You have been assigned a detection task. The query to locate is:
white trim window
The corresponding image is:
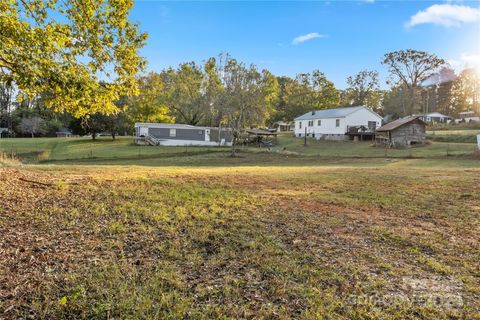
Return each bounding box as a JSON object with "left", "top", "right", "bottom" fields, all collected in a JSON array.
[
  {"left": 308, "top": 120, "right": 313, "bottom": 127},
  {"left": 317, "top": 120, "right": 321, "bottom": 126},
  {"left": 299, "top": 122, "right": 302, "bottom": 129},
  {"left": 169, "top": 128, "right": 176, "bottom": 137},
  {"left": 335, "top": 119, "right": 340, "bottom": 127}
]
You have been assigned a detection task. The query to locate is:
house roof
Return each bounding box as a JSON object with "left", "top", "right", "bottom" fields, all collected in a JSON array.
[
  {"left": 135, "top": 123, "right": 210, "bottom": 130},
  {"left": 430, "top": 112, "right": 450, "bottom": 118},
  {"left": 246, "top": 129, "right": 277, "bottom": 136},
  {"left": 458, "top": 111, "right": 479, "bottom": 118},
  {"left": 135, "top": 123, "right": 232, "bottom": 131},
  {"left": 376, "top": 116, "right": 425, "bottom": 132},
  {"left": 294, "top": 106, "right": 379, "bottom": 121},
  {"left": 415, "top": 112, "right": 451, "bottom": 118}
]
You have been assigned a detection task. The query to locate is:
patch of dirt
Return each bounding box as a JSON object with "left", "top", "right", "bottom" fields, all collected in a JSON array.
[{"left": 0, "top": 169, "right": 106, "bottom": 314}]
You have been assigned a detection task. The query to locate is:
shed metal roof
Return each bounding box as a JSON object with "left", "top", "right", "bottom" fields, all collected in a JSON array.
[
  {"left": 376, "top": 116, "right": 425, "bottom": 132},
  {"left": 294, "top": 106, "right": 374, "bottom": 121}
]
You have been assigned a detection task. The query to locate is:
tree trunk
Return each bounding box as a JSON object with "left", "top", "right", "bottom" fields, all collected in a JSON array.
[
  {"left": 31, "top": 132, "right": 34, "bottom": 138},
  {"left": 92, "top": 131, "right": 96, "bottom": 140},
  {"left": 230, "top": 138, "right": 237, "bottom": 157},
  {"left": 230, "top": 131, "right": 238, "bottom": 157},
  {"left": 111, "top": 132, "right": 116, "bottom": 140}
]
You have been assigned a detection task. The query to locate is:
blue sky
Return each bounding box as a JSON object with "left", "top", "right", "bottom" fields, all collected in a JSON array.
[{"left": 131, "top": 1, "right": 480, "bottom": 89}]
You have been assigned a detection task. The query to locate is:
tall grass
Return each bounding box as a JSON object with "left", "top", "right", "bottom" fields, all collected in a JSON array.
[{"left": 0, "top": 151, "right": 19, "bottom": 166}]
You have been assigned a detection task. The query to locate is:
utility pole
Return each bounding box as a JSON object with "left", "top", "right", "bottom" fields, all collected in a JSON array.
[{"left": 304, "top": 127, "right": 307, "bottom": 146}]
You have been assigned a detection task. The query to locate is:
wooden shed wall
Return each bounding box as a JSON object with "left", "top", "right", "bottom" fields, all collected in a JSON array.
[{"left": 390, "top": 122, "right": 426, "bottom": 147}]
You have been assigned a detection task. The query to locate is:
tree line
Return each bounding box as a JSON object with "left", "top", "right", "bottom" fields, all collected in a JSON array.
[
  {"left": 1, "top": 2, "right": 479, "bottom": 140},
  {"left": 1, "top": 50, "right": 478, "bottom": 139}
]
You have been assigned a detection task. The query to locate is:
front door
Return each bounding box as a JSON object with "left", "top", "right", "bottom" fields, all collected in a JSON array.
[
  {"left": 139, "top": 126, "right": 148, "bottom": 137},
  {"left": 205, "top": 129, "right": 210, "bottom": 141}
]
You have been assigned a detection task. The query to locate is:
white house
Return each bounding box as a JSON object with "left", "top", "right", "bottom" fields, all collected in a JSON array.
[
  {"left": 455, "top": 111, "right": 480, "bottom": 123},
  {"left": 416, "top": 112, "right": 451, "bottom": 123},
  {"left": 294, "top": 106, "right": 383, "bottom": 140}
]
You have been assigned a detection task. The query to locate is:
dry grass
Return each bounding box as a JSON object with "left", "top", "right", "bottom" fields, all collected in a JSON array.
[
  {"left": 0, "top": 165, "right": 479, "bottom": 319},
  {"left": 0, "top": 152, "right": 19, "bottom": 167}
]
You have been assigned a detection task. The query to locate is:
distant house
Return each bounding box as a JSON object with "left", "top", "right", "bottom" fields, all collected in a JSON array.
[
  {"left": 272, "top": 121, "right": 293, "bottom": 132},
  {"left": 56, "top": 128, "right": 72, "bottom": 138},
  {"left": 134, "top": 123, "right": 233, "bottom": 146},
  {"left": 375, "top": 116, "right": 426, "bottom": 148},
  {"left": 416, "top": 112, "right": 451, "bottom": 123},
  {"left": 294, "top": 106, "right": 383, "bottom": 140},
  {"left": 455, "top": 111, "right": 480, "bottom": 123},
  {"left": 0, "top": 128, "right": 8, "bottom": 138}
]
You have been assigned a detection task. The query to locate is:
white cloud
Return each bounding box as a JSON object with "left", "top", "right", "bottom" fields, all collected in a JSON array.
[
  {"left": 448, "top": 53, "right": 480, "bottom": 71},
  {"left": 460, "top": 53, "right": 480, "bottom": 68},
  {"left": 406, "top": 4, "right": 480, "bottom": 28},
  {"left": 292, "top": 32, "right": 325, "bottom": 45}
]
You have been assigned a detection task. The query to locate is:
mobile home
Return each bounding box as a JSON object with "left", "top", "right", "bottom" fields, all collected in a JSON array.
[{"left": 134, "top": 123, "right": 233, "bottom": 146}]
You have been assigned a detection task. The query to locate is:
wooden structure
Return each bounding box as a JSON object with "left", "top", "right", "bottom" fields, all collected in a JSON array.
[
  {"left": 245, "top": 129, "right": 278, "bottom": 147},
  {"left": 346, "top": 125, "right": 376, "bottom": 141},
  {"left": 375, "top": 117, "right": 426, "bottom": 148}
]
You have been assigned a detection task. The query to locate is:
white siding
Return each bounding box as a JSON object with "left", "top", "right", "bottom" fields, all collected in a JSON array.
[
  {"left": 344, "top": 108, "right": 382, "bottom": 129},
  {"left": 294, "top": 107, "right": 382, "bottom": 139}
]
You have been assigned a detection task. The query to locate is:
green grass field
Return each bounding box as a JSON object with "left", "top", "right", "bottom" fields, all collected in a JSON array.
[
  {"left": 427, "top": 130, "right": 479, "bottom": 143},
  {"left": 0, "top": 133, "right": 478, "bottom": 165},
  {"left": 1, "top": 135, "right": 479, "bottom": 319}
]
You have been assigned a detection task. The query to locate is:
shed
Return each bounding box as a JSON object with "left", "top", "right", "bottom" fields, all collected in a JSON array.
[
  {"left": 375, "top": 117, "right": 426, "bottom": 148},
  {"left": 56, "top": 128, "right": 72, "bottom": 138}
]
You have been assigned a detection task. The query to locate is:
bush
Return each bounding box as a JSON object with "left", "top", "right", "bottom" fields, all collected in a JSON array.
[{"left": 428, "top": 122, "right": 480, "bottom": 131}]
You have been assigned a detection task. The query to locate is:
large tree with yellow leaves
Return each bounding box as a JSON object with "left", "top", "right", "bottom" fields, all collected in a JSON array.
[{"left": 0, "top": 0, "right": 147, "bottom": 117}]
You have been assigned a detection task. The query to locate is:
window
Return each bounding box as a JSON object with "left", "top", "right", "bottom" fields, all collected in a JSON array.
[
  {"left": 318, "top": 120, "right": 321, "bottom": 126},
  {"left": 169, "top": 128, "right": 176, "bottom": 137},
  {"left": 308, "top": 120, "right": 313, "bottom": 127},
  {"left": 198, "top": 130, "right": 204, "bottom": 135},
  {"left": 368, "top": 121, "right": 377, "bottom": 131},
  {"left": 298, "top": 133, "right": 302, "bottom": 137},
  {"left": 336, "top": 119, "right": 340, "bottom": 127},
  {"left": 299, "top": 122, "right": 302, "bottom": 129}
]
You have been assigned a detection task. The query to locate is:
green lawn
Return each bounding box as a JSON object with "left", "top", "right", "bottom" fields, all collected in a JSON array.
[
  {"left": 1, "top": 164, "right": 479, "bottom": 319},
  {"left": 0, "top": 137, "right": 229, "bottom": 163},
  {"left": 1, "top": 134, "right": 479, "bottom": 319},
  {"left": 0, "top": 135, "right": 478, "bottom": 166},
  {"left": 427, "top": 130, "right": 479, "bottom": 143}
]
